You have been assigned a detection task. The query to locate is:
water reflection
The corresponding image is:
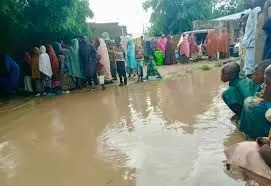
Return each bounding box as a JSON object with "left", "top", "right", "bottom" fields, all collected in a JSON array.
[{"left": 0, "top": 70, "right": 264, "bottom": 186}]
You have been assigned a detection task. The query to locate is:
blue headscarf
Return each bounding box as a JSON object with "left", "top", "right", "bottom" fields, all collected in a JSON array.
[
  {"left": 146, "top": 41, "right": 156, "bottom": 59},
  {"left": 127, "top": 38, "right": 137, "bottom": 69}
]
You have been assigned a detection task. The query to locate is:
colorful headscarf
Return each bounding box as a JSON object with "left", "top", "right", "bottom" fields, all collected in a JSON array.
[
  {"left": 47, "top": 45, "right": 59, "bottom": 80},
  {"left": 69, "top": 38, "right": 84, "bottom": 78},
  {"left": 157, "top": 35, "right": 167, "bottom": 53},
  {"left": 180, "top": 34, "right": 190, "bottom": 57},
  {"left": 96, "top": 38, "right": 112, "bottom": 80},
  {"left": 30, "top": 47, "right": 40, "bottom": 79},
  {"left": 127, "top": 38, "right": 137, "bottom": 69}
]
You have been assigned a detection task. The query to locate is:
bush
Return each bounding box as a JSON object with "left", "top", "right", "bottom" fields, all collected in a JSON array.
[
  {"left": 214, "top": 62, "right": 223, "bottom": 68},
  {"left": 200, "top": 64, "right": 212, "bottom": 71}
]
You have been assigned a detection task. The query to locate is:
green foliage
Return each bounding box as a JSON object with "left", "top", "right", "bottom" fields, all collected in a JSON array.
[
  {"left": 144, "top": 0, "right": 266, "bottom": 36},
  {"left": 213, "top": 62, "right": 223, "bottom": 68},
  {"left": 200, "top": 64, "right": 212, "bottom": 71},
  {"left": 244, "top": 0, "right": 266, "bottom": 9},
  {"left": 212, "top": 0, "right": 245, "bottom": 18},
  {"left": 0, "top": 0, "right": 93, "bottom": 55},
  {"left": 143, "top": 0, "right": 214, "bottom": 36},
  {"left": 212, "top": 0, "right": 266, "bottom": 18}
]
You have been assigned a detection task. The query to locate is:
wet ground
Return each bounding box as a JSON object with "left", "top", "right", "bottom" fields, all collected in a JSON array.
[{"left": 0, "top": 68, "right": 267, "bottom": 186}]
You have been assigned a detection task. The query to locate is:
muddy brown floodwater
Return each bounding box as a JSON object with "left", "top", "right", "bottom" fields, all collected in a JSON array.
[{"left": 0, "top": 70, "right": 266, "bottom": 186}]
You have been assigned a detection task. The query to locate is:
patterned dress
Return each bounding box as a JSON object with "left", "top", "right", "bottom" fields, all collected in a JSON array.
[{"left": 240, "top": 95, "right": 271, "bottom": 139}]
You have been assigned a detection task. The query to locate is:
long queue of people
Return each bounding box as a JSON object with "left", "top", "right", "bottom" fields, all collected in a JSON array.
[{"left": 0, "top": 35, "right": 163, "bottom": 98}]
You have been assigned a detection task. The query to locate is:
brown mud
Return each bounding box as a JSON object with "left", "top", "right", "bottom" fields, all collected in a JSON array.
[{"left": 0, "top": 67, "right": 267, "bottom": 186}]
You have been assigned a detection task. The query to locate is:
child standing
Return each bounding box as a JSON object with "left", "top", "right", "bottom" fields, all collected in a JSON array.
[
  {"left": 108, "top": 41, "right": 118, "bottom": 80},
  {"left": 115, "top": 37, "right": 127, "bottom": 86},
  {"left": 135, "top": 43, "right": 144, "bottom": 82}
]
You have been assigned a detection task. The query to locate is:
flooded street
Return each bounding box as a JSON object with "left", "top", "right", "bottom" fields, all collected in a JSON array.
[{"left": 0, "top": 69, "right": 258, "bottom": 186}]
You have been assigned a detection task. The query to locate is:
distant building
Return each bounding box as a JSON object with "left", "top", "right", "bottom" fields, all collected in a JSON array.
[
  {"left": 193, "top": 9, "right": 251, "bottom": 44},
  {"left": 89, "top": 22, "right": 128, "bottom": 39}
]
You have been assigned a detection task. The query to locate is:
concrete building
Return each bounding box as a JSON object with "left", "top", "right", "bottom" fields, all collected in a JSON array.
[
  {"left": 193, "top": 9, "right": 251, "bottom": 44},
  {"left": 89, "top": 22, "right": 128, "bottom": 39}
]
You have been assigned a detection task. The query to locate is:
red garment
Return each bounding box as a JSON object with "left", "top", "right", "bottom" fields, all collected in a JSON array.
[
  {"left": 180, "top": 35, "right": 190, "bottom": 57},
  {"left": 188, "top": 34, "right": 198, "bottom": 55},
  {"left": 157, "top": 37, "right": 167, "bottom": 53},
  {"left": 218, "top": 31, "right": 229, "bottom": 54},
  {"left": 206, "top": 32, "right": 218, "bottom": 58},
  {"left": 47, "top": 45, "right": 60, "bottom": 81},
  {"left": 96, "top": 60, "right": 105, "bottom": 76},
  {"left": 24, "top": 52, "right": 31, "bottom": 64}
]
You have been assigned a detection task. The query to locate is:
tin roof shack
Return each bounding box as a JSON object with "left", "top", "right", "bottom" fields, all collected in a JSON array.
[
  {"left": 193, "top": 10, "right": 251, "bottom": 44},
  {"left": 89, "top": 22, "right": 128, "bottom": 39}
]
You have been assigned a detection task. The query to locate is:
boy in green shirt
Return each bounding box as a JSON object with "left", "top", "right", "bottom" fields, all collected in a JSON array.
[{"left": 221, "top": 62, "right": 260, "bottom": 116}]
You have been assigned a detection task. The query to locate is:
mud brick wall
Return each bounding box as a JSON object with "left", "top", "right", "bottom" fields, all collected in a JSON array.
[{"left": 193, "top": 19, "right": 240, "bottom": 44}]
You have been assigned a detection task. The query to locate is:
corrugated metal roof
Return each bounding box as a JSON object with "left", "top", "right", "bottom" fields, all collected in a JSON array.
[
  {"left": 212, "top": 9, "right": 251, "bottom": 21},
  {"left": 184, "top": 29, "right": 214, "bottom": 34}
]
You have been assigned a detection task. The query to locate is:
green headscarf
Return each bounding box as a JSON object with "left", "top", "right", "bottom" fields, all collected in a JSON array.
[{"left": 69, "top": 38, "right": 85, "bottom": 79}]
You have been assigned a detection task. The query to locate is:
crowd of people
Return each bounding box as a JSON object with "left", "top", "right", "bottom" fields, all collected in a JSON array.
[
  {"left": 221, "top": 61, "right": 271, "bottom": 139},
  {"left": 221, "top": 1, "right": 271, "bottom": 139},
  {"left": 0, "top": 18, "right": 233, "bottom": 98},
  {"left": 151, "top": 30, "right": 230, "bottom": 65},
  {"left": 0, "top": 34, "right": 163, "bottom": 97}
]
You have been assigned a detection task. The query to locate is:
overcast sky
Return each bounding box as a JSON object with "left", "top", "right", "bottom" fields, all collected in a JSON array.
[{"left": 89, "top": 0, "right": 151, "bottom": 35}]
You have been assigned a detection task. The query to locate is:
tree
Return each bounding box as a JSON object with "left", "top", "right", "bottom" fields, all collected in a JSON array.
[
  {"left": 143, "top": 0, "right": 214, "bottom": 36},
  {"left": 244, "top": 0, "right": 266, "bottom": 9},
  {"left": 0, "top": 0, "right": 93, "bottom": 55},
  {"left": 212, "top": 0, "right": 267, "bottom": 18},
  {"left": 144, "top": 0, "right": 266, "bottom": 36},
  {"left": 212, "top": 0, "right": 245, "bottom": 18}
]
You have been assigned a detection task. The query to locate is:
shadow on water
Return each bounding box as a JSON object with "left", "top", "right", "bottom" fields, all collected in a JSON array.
[{"left": 0, "top": 70, "right": 268, "bottom": 186}]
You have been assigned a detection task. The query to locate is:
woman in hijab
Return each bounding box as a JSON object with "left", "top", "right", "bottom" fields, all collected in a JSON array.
[
  {"left": 126, "top": 38, "right": 137, "bottom": 77},
  {"left": 47, "top": 45, "right": 60, "bottom": 92},
  {"left": 60, "top": 48, "right": 72, "bottom": 93},
  {"left": 206, "top": 31, "right": 218, "bottom": 61},
  {"left": 39, "top": 45, "right": 53, "bottom": 95},
  {"left": 21, "top": 52, "right": 33, "bottom": 95},
  {"left": 145, "top": 41, "right": 162, "bottom": 80},
  {"left": 79, "top": 37, "right": 97, "bottom": 89},
  {"left": 95, "top": 38, "right": 112, "bottom": 82},
  {"left": 218, "top": 29, "right": 229, "bottom": 59},
  {"left": 188, "top": 33, "right": 197, "bottom": 58},
  {"left": 164, "top": 36, "right": 176, "bottom": 65},
  {"left": 243, "top": 7, "right": 261, "bottom": 77},
  {"left": 179, "top": 33, "right": 190, "bottom": 63},
  {"left": 157, "top": 35, "right": 167, "bottom": 54},
  {"left": 30, "top": 47, "right": 42, "bottom": 96},
  {"left": 69, "top": 38, "right": 85, "bottom": 88},
  {"left": 0, "top": 54, "right": 20, "bottom": 96},
  {"left": 101, "top": 33, "right": 117, "bottom": 80}
]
